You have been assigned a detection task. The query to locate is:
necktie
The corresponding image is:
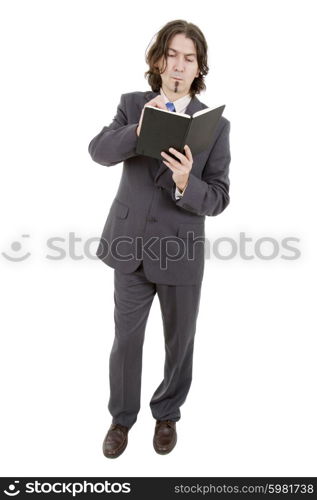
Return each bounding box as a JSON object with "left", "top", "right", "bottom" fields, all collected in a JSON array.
[{"left": 166, "top": 101, "right": 176, "bottom": 112}]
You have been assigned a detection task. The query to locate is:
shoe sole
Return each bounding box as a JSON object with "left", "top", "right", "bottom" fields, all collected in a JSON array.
[
  {"left": 102, "top": 436, "right": 128, "bottom": 459},
  {"left": 153, "top": 434, "right": 177, "bottom": 455}
]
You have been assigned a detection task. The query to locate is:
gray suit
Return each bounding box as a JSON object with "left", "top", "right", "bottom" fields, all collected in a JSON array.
[
  {"left": 88, "top": 90, "right": 231, "bottom": 428},
  {"left": 89, "top": 90, "right": 231, "bottom": 286}
]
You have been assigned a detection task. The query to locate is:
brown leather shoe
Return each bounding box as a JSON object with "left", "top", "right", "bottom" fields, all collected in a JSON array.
[
  {"left": 102, "top": 423, "right": 129, "bottom": 458},
  {"left": 153, "top": 420, "right": 177, "bottom": 454}
]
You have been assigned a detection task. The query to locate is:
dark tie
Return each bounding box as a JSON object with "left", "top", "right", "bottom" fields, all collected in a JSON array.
[{"left": 166, "top": 101, "right": 176, "bottom": 112}]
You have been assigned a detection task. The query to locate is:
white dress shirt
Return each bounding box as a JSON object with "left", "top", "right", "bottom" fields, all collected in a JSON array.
[{"left": 159, "top": 88, "right": 191, "bottom": 199}]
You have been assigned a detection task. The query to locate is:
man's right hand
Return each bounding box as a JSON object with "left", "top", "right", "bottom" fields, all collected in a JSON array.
[{"left": 136, "top": 95, "right": 167, "bottom": 136}]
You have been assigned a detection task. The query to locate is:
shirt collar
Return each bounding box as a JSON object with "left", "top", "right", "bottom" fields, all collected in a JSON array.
[{"left": 160, "top": 87, "right": 191, "bottom": 113}]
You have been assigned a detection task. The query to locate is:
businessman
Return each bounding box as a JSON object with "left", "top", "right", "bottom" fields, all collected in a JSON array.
[{"left": 88, "top": 19, "right": 231, "bottom": 458}]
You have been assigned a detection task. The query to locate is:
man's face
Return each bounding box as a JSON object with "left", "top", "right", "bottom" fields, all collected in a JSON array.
[{"left": 156, "top": 33, "right": 200, "bottom": 99}]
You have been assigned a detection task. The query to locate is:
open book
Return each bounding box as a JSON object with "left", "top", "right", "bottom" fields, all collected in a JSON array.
[{"left": 135, "top": 104, "right": 225, "bottom": 161}]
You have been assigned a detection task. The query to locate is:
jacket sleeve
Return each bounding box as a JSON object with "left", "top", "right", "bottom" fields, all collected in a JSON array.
[
  {"left": 172, "top": 120, "right": 231, "bottom": 216},
  {"left": 88, "top": 93, "right": 139, "bottom": 166}
]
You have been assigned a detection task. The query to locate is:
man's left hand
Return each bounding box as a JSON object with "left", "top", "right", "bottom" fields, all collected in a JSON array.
[{"left": 161, "top": 144, "right": 193, "bottom": 191}]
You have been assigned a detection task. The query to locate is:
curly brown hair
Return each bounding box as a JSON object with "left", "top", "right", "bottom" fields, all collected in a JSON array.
[{"left": 144, "top": 20, "right": 209, "bottom": 98}]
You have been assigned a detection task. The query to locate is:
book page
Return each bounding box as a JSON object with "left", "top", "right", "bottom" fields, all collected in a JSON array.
[
  {"left": 193, "top": 106, "right": 224, "bottom": 118},
  {"left": 145, "top": 105, "right": 190, "bottom": 119}
]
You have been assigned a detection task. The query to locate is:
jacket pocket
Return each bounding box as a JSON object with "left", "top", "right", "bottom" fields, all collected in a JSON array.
[
  {"left": 114, "top": 198, "right": 129, "bottom": 219},
  {"left": 177, "top": 222, "right": 205, "bottom": 239}
]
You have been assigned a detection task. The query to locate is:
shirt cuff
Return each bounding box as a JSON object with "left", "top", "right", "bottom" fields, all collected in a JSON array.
[
  {"left": 175, "top": 186, "right": 183, "bottom": 199},
  {"left": 175, "top": 181, "right": 189, "bottom": 199}
]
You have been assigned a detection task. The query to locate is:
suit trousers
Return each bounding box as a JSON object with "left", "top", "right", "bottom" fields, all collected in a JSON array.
[{"left": 108, "top": 260, "right": 202, "bottom": 429}]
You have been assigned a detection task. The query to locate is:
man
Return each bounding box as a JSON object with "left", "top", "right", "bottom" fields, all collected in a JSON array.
[{"left": 88, "top": 19, "right": 231, "bottom": 458}]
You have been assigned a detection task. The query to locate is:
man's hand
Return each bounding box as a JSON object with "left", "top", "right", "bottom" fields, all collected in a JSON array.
[
  {"left": 136, "top": 96, "right": 167, "bottom": 136},
  {"left": 161, "top": 145, "right": 193, "bottom": 191}
]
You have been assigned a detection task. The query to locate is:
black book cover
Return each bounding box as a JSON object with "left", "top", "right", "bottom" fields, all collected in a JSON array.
[{"left": 136, "top": 104, "right": 225, "bottom": 161}]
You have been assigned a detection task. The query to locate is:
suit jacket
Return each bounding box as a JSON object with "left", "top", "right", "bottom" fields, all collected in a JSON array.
[{"left": 88, "top": 90, "right": 231, "bottom": 285}]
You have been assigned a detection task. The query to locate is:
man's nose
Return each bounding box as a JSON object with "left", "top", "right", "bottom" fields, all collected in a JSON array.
[{"left": 174, "top": 57, "right": 185, "bottom": 71}]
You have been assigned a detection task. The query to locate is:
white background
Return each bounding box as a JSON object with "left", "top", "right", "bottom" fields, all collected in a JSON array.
[{"left": 1, "top": 0, "right": 316, "bottom": 477}]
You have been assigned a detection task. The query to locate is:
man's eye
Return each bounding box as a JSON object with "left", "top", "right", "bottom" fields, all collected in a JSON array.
[{"left": 168, "top": 54, "right": 194, "bottom": 62}]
